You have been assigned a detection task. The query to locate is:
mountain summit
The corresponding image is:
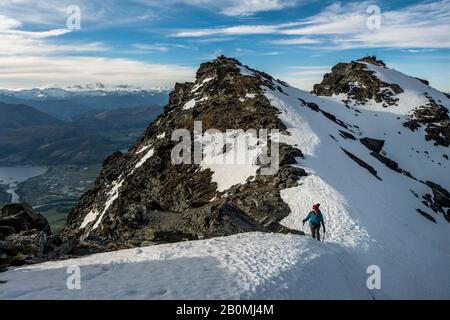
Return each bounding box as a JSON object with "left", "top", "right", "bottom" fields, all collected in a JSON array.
[{"left": 62, "top": 56, "right": 306, "bottom": 247}]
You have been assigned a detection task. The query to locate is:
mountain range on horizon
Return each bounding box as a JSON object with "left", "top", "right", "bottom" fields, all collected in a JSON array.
[
  {"left": 0, "top": 85, "right": 170, "bottom": 121},
  {"left": 1, "top": 55, "right": 449, "bottom": 299}
]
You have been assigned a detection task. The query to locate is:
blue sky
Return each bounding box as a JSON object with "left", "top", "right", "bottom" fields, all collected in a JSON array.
[{"left": 0, "top": 0, "right": 449, "bottom": 91}]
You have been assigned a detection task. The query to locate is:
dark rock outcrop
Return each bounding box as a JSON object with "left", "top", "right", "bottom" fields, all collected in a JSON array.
[
  {"left": 0, "top": 203, "right": 51, "bottom": 235},
  {"left": 423, "top": 181, "right": 450, "bottom": 222},
  {"left": 312, "top": 56, "right": 403, "bottom": 108},
  {"left": 369, "top": 152, "right": 415, "bottom": 180},
  {"left": 404, "top": 94, "right": 450, "bottom": 147},
  {"left": 341, "top": 148, "right": 381, "bottom": 181},
  {"left": 360, "top": 137, "right": 385, "bottom": 153},
  {"left": 0, "top": 204, "right": 60, "bottom": 270}
]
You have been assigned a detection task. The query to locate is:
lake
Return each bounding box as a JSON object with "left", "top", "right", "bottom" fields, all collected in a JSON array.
[{"left": 0, "top": 166, "right": 48, "bottom": 203}]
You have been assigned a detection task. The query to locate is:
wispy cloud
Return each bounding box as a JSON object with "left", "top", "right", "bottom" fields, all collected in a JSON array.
[
  {"left": 171, "top": 0, "right": 450, "bottom": 50},
  {"left": 172, "top": 25, "right": 279, "bottom": 37},
  {"left": 166, "top": 0, "right": 299, "bottom": 16},
  {"left": 133, "top": 44, "right": 171, "bottom": 52},
  {"left": 0, "top": 15, "right": 108, "bottom": 56},
  {"left": 212, "top": 0, "right": 298, "bottom": 16},
  {"left": 402, "top": 49, "right": 437, "bottom": 53},
  {"left": 0, "top": 8, "right": 194, "bottom": 88},
  {"left": 269, "top": 37, "right": 320, "bottom": 45}
]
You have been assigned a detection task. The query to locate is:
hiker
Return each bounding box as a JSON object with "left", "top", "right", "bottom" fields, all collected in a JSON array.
[{"left": 302, "top": 203, "right": 326, "bottom": 241}]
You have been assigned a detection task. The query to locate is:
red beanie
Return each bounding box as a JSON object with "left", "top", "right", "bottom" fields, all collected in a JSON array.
[{"left": 312, "top": 203, "right": 320, "bottom": 210}]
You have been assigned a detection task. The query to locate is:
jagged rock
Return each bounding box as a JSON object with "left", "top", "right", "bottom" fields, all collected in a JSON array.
[
  {"left": 413, "top": 104, "right": 449, "bottom": 123},
  {"left": 425, "top": 181, "right": 450, "bottom": 208},
  {"left": 360, "top": 137, "right": 385, "bottom": 153},
  {"left": 279, "top": 144, "right": 304, "bottom": 165},
  {"left": 424, "top": 122, "right": 450, "bottom": 147},
  {"left": 403, "top": 120, "right": 421, "bottom": 131},
  {"left": 370, "top": 152, "right": 400, "bottom": 172},
  {"left": 312, "top": 56, "right": 403, "bottom": 107},
  {"left": 339, "top": 130, "right": 356, "bottom": 140},
  {"left": 370, "top": 152, "right": 415, "bottom": 180},
  {"left": 420, "top": 181, "right": 450, "bottom": 222},
  {"left": 357, "top": 56, "right": 386, "bottom": 67},
  {"left": 298, "top": 98, "right": 320, "bottom": 112},
  {"left": 0, "top": 203, "right": 51, "bottom": 235},
  {"left": 407, "top": 97, "right": 450, "bottom": 147},
  {"left": 0, "top": 204, "right": 60, "bottom": 270}
]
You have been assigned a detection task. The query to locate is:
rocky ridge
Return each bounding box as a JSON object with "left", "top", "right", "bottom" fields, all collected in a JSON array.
[{"left": 61, "top": 56, "right": 306, "bottom": 251}]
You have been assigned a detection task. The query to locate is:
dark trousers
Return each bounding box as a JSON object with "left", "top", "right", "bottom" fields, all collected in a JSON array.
[{"left": 310, "top": 225, "right": 321, "bottom": 241}]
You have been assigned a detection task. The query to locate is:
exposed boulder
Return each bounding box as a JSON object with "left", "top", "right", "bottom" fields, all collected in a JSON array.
[
  {"left": 0, "top": 203, "right": 61, "bottom": 270},
  {"left": 0, "top": 203, "right": 51, "bottom": 235}
]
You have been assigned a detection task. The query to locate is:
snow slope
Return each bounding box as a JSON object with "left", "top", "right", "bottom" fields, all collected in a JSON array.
[
  {"left": 261, "top": 65, "right": 450, "bottom": 298},
  {"left": 0, "top": 233, "right": 374, "bottom": 300},
  {"left": 1, "top": 61, "right": 449, "bottom": 300}
]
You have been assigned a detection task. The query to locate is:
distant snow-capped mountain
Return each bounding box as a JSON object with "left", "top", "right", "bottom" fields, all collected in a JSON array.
[
  {"left": 0, "top": 83, "right": 170, "bottom": 100},
  {"left": 0, "top": 84, "right": 170, "bottom": 120}
]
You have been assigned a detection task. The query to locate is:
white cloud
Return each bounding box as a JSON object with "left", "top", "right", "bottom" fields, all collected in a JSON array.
[
  {"left": 0, "top": 9, "right": 110, "bottom": 57},
  {"left": 158, "top": 0, "right": 299, "bottom": 16},
  {"left": 0, "top": 56, "right": 196, "bottom": 89},
  {"left": 172, "top": 25, "right": 279, "bottom": 37},
  {"left": 269, "top": 37, "right": 320, "bottom": 45},
  {"left": 217, "top": 0, "right": 298, "bottom": 16},
  {"left": 172, "top": 0, "right": 450, "bottom": 50},
  {"left": 133, "top": 44, "right": 170, "bottom": 52},
  {"left": 0, "top": 15, "right": 22, "bottom": 30},
  {"left": 0, "top": 10, "right": 195, "bottom": 88},
  {"left": 402, "top": 49, "right": 436, "bottom": 53}
]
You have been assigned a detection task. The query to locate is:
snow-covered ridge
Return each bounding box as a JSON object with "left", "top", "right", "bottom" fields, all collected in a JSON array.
[
  {"left": 361, "top": 62, "right": 450, "bottom": 114},
  {"left": 259, "top": 74, "right": 450, "bottom": 298}
]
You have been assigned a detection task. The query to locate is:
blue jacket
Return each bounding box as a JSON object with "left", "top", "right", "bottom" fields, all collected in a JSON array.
[{"left": 303, "top": 211, "right": 325, "bottom": 230}]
